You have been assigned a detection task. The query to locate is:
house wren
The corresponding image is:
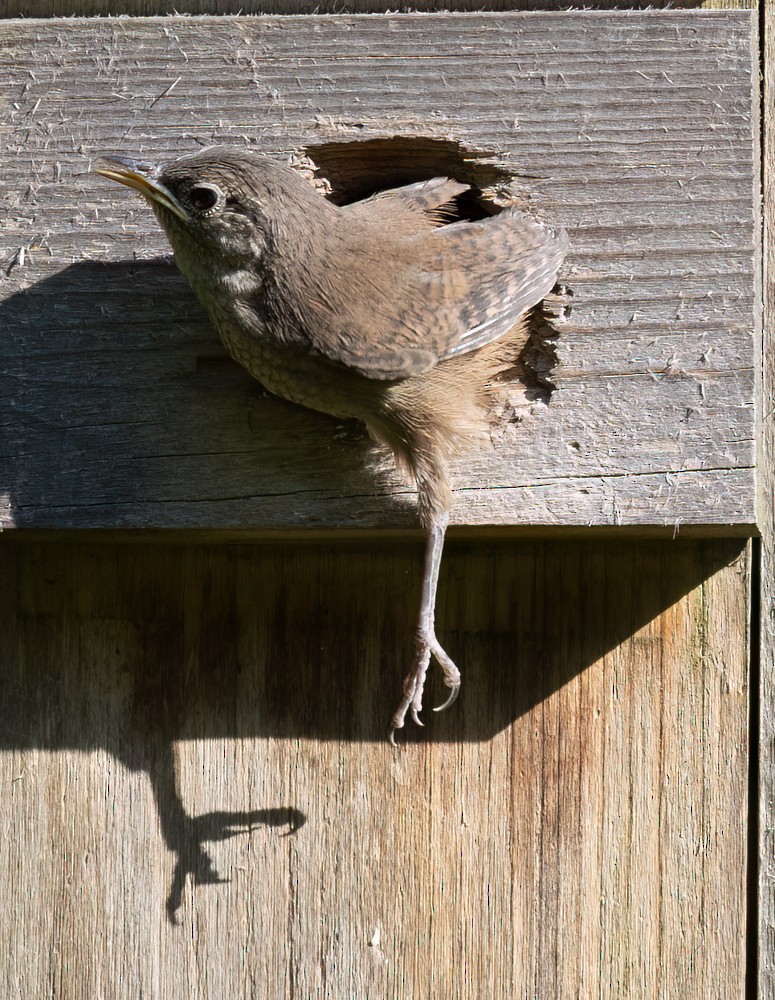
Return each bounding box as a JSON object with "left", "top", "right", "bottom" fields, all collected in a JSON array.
[{"left": 95, "top": 146, "right": 569, "bottom": 741}]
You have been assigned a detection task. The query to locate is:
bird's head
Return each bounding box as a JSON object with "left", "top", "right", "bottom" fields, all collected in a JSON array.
[{"left": 95, "top": 147, "right": 328, "bottom": 267}]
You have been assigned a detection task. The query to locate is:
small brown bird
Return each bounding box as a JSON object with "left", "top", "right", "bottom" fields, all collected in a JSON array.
[{"left": 95, "top": 147, "right": 568, "bottom": 741}]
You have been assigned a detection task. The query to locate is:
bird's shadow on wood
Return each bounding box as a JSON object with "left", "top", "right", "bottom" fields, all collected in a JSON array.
[
  {"left": 0, "top": 256, "right": 569, "bottom": 921},
  {"left": 0, "top": 259, "right": 564, "bottom": 528},
  {"left": 141, "top": 741, "right": 304, "bottom": 924}
]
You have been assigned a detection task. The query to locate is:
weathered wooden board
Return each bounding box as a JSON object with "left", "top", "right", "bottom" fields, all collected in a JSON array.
[
  {"left": 0, "top": 0, "right": 758, "bottom": 18},
  {"left": 0, "top": 537, "right": 750, "bottom": 997},
  {"left": 0, "top": 11, "right": 758, "bottom": 531},
  {"left": 760, "top": 3, "right": 775, "bottom": 996}
]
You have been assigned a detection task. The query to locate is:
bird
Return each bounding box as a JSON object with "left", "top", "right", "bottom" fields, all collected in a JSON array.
[{"left": 95, "top": 146, "right": 569, "bottom": 742}]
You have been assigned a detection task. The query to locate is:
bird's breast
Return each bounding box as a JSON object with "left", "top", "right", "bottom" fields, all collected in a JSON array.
[
  {"left": 213, "top": 313, "right": 370, "bottom": 423},
  {"left": 193, "top": 263, "right": 378, "bottom": 423}
]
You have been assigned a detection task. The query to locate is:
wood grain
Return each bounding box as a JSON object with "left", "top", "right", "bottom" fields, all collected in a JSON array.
[
  {"left": 0, "top": 536, "right": 750, "bottom": 998},
  {"left": 760, "top": 2, "right": 775, "bottom": 996},
  {"left": 0, "top": 11, "right": 759, "bottom": 531},
  {"left": 0, "top": 0, "right": 756, "bottom": 18}
]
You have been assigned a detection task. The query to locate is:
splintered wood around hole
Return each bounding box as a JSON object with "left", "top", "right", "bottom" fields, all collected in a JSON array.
[{"left": 304, "top": 135, "right": 518, "bottom": 210}]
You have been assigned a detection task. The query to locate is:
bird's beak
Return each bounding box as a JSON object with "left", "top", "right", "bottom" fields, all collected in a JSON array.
[{"left": 94, "top": 156, "right": 188, "bottom": 222}]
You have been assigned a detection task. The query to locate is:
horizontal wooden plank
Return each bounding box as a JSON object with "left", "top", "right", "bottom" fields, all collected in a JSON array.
[
  {"left": 0, "top": 0, "right": 756, "bottom": 19},
  {"left": 0, "top": 11, "right": 758, "bottom": 530}
]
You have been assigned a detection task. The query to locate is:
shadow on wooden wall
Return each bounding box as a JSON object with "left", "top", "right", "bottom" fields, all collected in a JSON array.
[{"left": 0, "top": 536, "right": 744, "bottom": 917}]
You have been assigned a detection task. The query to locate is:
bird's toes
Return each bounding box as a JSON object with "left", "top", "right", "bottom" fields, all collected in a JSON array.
[
  {"left": 388, "top": 634, "right": 461, "bottom": 740},
  {"left": 433, "top": 683, "right": 460, "bottom": 714},
  {"left": 389, "top": 702, "right": 409, "bottom": 743},
  {"left": 410, "top": 706, "right": 425, "bottom": 727},
  {"left": 429, "top": 638, "right": 461, "bottom": 707}
]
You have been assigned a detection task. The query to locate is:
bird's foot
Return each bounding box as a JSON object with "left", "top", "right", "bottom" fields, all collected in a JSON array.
[{"left": 389, "top": 632, "right": 461, "bottom": 745}]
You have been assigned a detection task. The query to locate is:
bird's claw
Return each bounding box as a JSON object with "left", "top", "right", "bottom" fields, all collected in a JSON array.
[
  {"left": 388, "top": 633, "right": 460, "bottom": 740},
  {"left": 433, "top": 683, "right": 460, "bottom": 713}
]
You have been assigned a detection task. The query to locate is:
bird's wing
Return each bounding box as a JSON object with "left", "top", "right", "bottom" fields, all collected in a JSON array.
[
  {"left": 311, "top": 208, "right": 568, "bottom": 380},
  {"left": 343, "top": 177, "right": 470, "bottom": 229},
  {"left": 428, "top": 208, "right": 570, "bottom": 361}
]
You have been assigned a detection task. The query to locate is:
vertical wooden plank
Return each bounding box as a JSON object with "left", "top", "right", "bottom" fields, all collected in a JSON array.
[
  {"left": 762, "top": 1, "right": 775, "bottom": 995},
  {"left": 0, "top": 538, "right": 748, "bottom": 998}
]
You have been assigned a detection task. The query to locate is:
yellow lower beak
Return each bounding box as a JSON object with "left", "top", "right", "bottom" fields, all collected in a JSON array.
[{"left": 94, "top": 156, "right": 188, "bottom": 222}]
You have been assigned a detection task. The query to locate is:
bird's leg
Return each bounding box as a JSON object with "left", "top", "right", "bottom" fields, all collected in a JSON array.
[{"left": 389, "top": 508, "right": 461, "bottom": 743}]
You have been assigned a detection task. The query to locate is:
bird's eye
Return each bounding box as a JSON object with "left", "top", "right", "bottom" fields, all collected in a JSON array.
[{"left": 188, "top": 184, "right": 222, "bottom": 213}]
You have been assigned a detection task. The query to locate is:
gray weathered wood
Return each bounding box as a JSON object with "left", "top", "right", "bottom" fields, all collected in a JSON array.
[
  {"left": 0, "top": 11, "right": 758, "bottom": 531},
  {"left": 761, "top": 2, "right": 775, "bottom": 995},
  {"left": 0, "top": 536, "right": 750, "bottom": 998},
  {"left": 0, "top": 0, "right": 757, "bottom": 18}
]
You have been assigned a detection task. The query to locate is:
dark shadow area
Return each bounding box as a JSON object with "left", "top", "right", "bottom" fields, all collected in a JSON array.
[
  {"left": 0, "top": 258, "right": 389, "bottom": 527},
  {"left": 306, "top": 135, "right": 517, "bottom": 208},
  {"left": 0, "top": 537, "right": 743, "bottom": 746},
  {"left": 0, "top": 257, "right": 562, "bottom": 527},
  {"left": 0, "top": 535, "right": 745, "bottom": 913}
]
